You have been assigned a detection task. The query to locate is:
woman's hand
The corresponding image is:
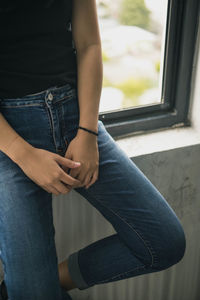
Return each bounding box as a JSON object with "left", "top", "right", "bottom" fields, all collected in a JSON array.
[
  {"left": 63, "top": 130, "right": 99, "bottom": 189},
  {"left": 14, "top": 147, "right": 82, "bottom": 195}
]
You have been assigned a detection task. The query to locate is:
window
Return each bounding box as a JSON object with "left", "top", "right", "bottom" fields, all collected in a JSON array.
[{"left": 97, "top": 0, "right": 200, "bottom": 138}]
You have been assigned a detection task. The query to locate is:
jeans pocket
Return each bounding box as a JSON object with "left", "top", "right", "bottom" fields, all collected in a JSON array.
[{"left": 0, "top": 103, "right": 54, "bottom": 152}]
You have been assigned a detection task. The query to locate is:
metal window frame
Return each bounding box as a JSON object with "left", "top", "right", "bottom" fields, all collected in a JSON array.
[{"left": 99, "top": 0, "right": 200, "bottom": 139}]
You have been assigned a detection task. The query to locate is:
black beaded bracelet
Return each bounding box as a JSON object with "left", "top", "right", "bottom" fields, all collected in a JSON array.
[{"left": 78, "top": 125, "right": 98, "bottom": 136}]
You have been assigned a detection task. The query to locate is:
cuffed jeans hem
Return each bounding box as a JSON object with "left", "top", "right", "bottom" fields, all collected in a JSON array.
[{"left": 67, "top": 251, "right": 90, "bottom": 290}]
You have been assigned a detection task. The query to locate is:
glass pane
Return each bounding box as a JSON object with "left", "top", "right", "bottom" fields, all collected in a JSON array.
[{"left": 97, "top": 0, "right": 169, "bottom": 113}]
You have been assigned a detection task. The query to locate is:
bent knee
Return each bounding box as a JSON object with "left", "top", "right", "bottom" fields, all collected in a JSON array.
[{"left": 154, "top": 224, "right": 186, "bottom": 270}]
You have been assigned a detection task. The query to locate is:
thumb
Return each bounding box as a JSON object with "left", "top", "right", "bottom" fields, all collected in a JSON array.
[{"left": 54, "top": 154, "right": 81, "bottom": 169}]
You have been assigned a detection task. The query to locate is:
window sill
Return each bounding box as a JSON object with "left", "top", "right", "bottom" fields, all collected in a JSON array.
[{"left": 115, "top": 125, "right": 200, "bottom": 158}]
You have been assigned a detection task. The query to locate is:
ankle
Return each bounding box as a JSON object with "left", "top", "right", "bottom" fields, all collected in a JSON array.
[{"left": 58, "top": 259, "right": 77, "bottom": 291}]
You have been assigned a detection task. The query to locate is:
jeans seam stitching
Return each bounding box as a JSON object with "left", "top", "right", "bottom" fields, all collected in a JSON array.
[
  {"left": 86, "top": 191, "right": 155, "bottom": 268},
  {"left": 44, "top": 105, "right": 58, "bottom": 152},
  {"left": 53, "top": 95, "right": 74, "bottom": 104},
  {"left": 101, "top": 198, "right": 154, "bottom": 266},
  {"left": 60, "top": 101, "right": 66, "bottom": 137},
  {"left": 0, "top": 103, "right": 43, "bottom": 108}
]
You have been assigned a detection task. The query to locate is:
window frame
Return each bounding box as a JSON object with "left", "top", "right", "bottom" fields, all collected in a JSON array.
[{"left": 98, "top": 0, "right": 200, "bottom": 139}]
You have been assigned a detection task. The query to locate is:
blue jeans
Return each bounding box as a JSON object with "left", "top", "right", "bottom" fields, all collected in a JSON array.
[{"left": 0, "top": 83, "right": 186, "bottom": 300}]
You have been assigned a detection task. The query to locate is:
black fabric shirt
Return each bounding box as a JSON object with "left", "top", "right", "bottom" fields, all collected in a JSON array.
[{"left": 0, "top": 0, "right": 77, "bottom": 99}]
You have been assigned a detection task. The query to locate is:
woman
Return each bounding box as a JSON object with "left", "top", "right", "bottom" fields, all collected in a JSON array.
[{"left": 0, "top": 0, "right": 186, "bottom": 299}]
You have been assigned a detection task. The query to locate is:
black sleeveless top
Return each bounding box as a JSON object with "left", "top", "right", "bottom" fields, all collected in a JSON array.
[{"left": 0, "top": 0, "right": 77, "bottom": 99}]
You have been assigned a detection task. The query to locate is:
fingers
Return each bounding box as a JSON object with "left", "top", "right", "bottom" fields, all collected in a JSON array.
[
  {"left": 42, "top": 174, "right": 72, "bottom": 195},
  {"left": 60, "top": 164, "right": 69, "bottom": 174},
  {"left": 50, "top": 186, "right": 62, "bottom": 195},
  {"left": 56, "top": 152, "right": 99, "bottom": 190},
  {"left": 70, "top": 168, "right": 99, "bottom": 189},
  {"left": 53, "top": 181, "right": 72, "bottom": 195},
  {"left": 83, "top": 172, "right": 93, "bottom": 188},
  {"left": 42, "top": 185, "right": 61, "bottom": 195},
  {"left": 40, "top": 165, "right": 81, "bottom": 193},
  {"left": 59, "top": 168, "right": 82, "bottom": 187},
  {"left": 68, "top": 168, "right": 85, "bottom": 188},
  {"left": 44, "top": 184, "right": 71, "bottom": 196},
  {"left": 55, "top": 153, "right": 81, "bottom": 169},
  {"left": 85, "top": 169, "right": 99, "bottom": 189}
]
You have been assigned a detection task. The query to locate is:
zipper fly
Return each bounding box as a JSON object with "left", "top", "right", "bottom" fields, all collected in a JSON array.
[{"left": 45, "top": 98, "right": 58, "bottom": 152}]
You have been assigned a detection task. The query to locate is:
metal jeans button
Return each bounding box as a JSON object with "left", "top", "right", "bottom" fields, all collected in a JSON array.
[{"left": 48, "top": 92, "right": 53, "bottom": 101}]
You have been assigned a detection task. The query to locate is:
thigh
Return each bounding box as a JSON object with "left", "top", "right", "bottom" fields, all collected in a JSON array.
[
  {"left": 0, "top": 152, "right": 66, "bottom": 300},
  {"left": 64, "top": 117, "right": 186, "bottom": 268},
  {"left": 0, "top": 97, "right": 64, "bottom": 299}
]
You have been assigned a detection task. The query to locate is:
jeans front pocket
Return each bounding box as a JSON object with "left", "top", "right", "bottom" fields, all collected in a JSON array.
[{"left": 0, "top": 101, "right": 55, "bottom": 153}]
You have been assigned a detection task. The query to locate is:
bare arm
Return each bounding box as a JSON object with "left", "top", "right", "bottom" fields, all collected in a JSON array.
[
  {"left": 0, "top": 112, "right": 33, "bottom": 164},
  {"left": 62, "top": 0, "right": 103, "bottom": 189},
  {"left": 71, "top": 0, "right": 103, "bottom": 135}
]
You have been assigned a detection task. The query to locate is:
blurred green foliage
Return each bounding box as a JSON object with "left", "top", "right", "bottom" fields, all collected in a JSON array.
[
  {"left": 119, "top": 0, "right": 151, "bottom": 30},
  {"left": 102, "top": 50, "right": 110, "bottom": 62},
  {"left": 115, "top": 77, "right": 153, "bottom": 99},
  {"left": 155, "top": 60, "right": 160, "bottom": 73},
  {"left": 103, "top": 76, "right": 154, "bottom": 107}
]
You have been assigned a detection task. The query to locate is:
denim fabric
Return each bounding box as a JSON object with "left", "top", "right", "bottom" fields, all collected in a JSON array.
[{"left": 0, "top": 83, "right": 186, "bottom": 299}]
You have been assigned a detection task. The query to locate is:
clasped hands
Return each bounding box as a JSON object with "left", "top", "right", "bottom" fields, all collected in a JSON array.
[{"left": 62, "top": 132, "right": 99, "bottom": 191}]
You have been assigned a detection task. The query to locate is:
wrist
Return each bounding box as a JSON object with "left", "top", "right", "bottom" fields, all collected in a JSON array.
[
  {"left": 77, "top": 128, "right": 98, "bottom": 140},
  {"left": 8, "top": 136, "right": 35, "bottom": 165},
  {"left": 77, "top": 124, "right": 98, "bottom": 137},
  {"left": 79, "top": 125, "right": 98, "bottom": 132}
]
